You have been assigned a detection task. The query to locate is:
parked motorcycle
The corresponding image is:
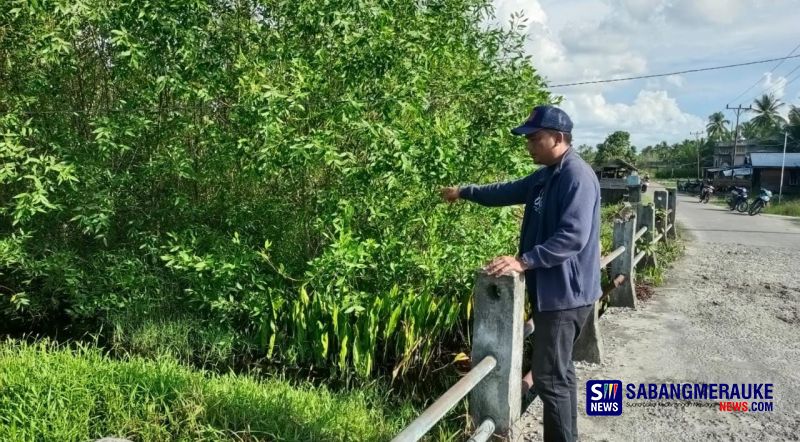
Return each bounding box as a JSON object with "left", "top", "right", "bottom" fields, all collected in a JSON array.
[
  {"left": 681, "top": 179, "right": 702, "bottom": 194},
  {"left": 727, "top": 186, "right": 749, "bottom": 213},
  {"left": 748, "top": 189, "right": 772, "bottom": 216},
  {"left": 699, "top": 183, "right": 714, "bottom": 203},
  {"left": 641, "top": 176, "right": 650, "bottom": 193}
]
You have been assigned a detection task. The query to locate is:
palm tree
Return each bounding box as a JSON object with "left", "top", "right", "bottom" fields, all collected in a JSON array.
[
  {"left": 749, "top": 93, "right": 786, "bottom": 134},
  {"left": 787, "top": 105, "right": 800, "bottom": 151},
  {"left": 740, "top": 120, "right": 762, "bottom": 141},
  {"left": 706, "top": 111, "right": 730, "bottom": 142}
]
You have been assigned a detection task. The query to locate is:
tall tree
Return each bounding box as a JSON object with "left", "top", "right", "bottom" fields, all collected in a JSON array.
[
  {"left": 706, "top": 111, "right": 730, "bottom": 142},
  {"left": 575, "top": 143, "right": 596, "bottom": 164},
  {"left": 594, "top": 131, "right": 636, "bottom": 165},
  {"left": 787, "top": 105, "right": 800, "bottom": 152},
  {"left": 740, "top": 120, "right": 763, "bottom": 141},
  {"left": 750, "top": 93, "right": 787, "bottom": 134}
]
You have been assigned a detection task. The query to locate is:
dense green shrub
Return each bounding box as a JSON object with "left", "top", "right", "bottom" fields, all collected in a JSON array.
[{"left": 0, "top": 0, "right": 549, "bottom": 378}]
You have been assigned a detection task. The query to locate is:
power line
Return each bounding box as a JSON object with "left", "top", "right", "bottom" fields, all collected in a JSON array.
[
  {"left": 548, "top": 53, "right": 800, "bottom": 88},
  {"left": 727, "top": 42, "right": 800, "bottom": 105}
]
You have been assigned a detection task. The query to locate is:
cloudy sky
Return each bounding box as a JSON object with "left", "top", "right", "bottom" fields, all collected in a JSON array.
[{"left": 489, "top": 0, "right": 800, "bottom": 148}]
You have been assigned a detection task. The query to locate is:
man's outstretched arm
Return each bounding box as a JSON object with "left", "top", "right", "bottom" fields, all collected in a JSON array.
[{"left": 442, "top": 173, "right": 534, "bottom": 207}]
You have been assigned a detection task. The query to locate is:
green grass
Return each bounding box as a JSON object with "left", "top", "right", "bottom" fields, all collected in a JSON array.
[
  {"left": 763, "top": 196, "right": 800, "bottom": 217},
  {"left": 0, "top": 339, "right": 437, "bottom": 442},
  {"left": 637, "top": 238, "right": 684, "bottom": 286}
]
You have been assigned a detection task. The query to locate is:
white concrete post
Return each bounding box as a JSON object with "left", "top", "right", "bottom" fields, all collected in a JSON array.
[
  {"left": 470, "top": 270, "right": 524, "bottom": 439},
  {"left": 609, "top": 216, "right": 636, "bottom": 308},
  {"left": 636, "top": 204, "right": 658, "bottom": 269},
  {"left": 654, "top": 190, "right": 668, "bottom": 241},
  {"left": 667, "top": 188, "right": 678, "bottom": 240}
]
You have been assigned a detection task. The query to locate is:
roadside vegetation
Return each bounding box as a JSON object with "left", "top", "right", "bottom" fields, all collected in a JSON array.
[
  {"left": 0, "top": 339, "right": 429, "bottom": 442},
  {"left": 764, "top": 196, "right": 800, "bottom": 217},
  {"left": 0, "top": 0, "right": 691, "bottom": 439}
]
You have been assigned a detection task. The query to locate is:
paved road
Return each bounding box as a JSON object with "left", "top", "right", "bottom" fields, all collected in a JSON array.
[
  {"left": 674, "top": 191, "right": 800, "bottom": 248},
  {"left": 519, "top": 186, "right": 800, "bottom": 441}
]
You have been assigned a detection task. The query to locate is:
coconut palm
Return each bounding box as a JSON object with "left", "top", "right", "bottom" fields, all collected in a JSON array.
[
  {"left": 787, "top": 105, "right": 800, "bottom": 150},
  {"left": 749, "top": 93, "right": 787, "bottom": 133},
  {"left": 706, "top": 111, "right": 730, "bottom": 142},
  {"left": 740, "top": 120, "right": 763, "bottom": 141},
  {"left": 788, "top": 105, "right": 800, "bottom": 134}
]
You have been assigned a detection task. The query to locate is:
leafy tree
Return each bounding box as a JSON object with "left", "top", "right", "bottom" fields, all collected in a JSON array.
[
  {"left": 750, "top": 93, "right": 786, "bottom": 133},
  {"left": 575, "top": 143, "right": 596, "bottom": 163},
  {"left": 740, "top": 120, "right": 764, "bottom": 141},
  {"left": 785, "top": 105, "right": 800, "bottom": 152},
  {"left": 706, "top": 111, "right": 730, "bottom": 142},
  {"left": 594, "top": 131, "right": 636, "bottom": 165},
  {"left": 0, "top": 0, "right": 550, "bottom": 378}
]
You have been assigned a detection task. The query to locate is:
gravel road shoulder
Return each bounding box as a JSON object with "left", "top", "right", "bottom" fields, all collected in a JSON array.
[{"left": 519, "top": 240, "right": 800, "bottom": 441}]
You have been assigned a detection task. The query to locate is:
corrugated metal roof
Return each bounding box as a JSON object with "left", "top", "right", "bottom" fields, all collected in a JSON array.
[{"left": 749, "top": 152, "right": 800, "bottom": 168}]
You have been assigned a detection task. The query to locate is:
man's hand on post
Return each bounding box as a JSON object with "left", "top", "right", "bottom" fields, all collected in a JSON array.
[
  {"left": 440, "top": 186, "right": 460, "bottom": 203},
  {"left": 484, "top": 255, "right": 529, "bottom": 277}
]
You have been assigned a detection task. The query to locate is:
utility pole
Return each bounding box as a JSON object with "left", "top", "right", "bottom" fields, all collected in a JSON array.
[
  {"left": 690, "top": 130, "right": 704, "bottom": 179},
  {"left": 779, "top": 131, "right": 788, "bottom": 204},
  {"left": 726, "top": 104, "right": 752, "bottom": 166}
]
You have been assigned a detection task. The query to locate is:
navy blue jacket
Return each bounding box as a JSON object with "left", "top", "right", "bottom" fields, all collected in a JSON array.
[{"left": 459, "top": 149, "right": 601, "bottom": 311}]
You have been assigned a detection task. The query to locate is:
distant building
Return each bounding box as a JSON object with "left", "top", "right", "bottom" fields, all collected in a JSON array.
[
  {"left": 712, "top": 139, "right": 782, "bottom": 168},
  {"left": 594, "top": 159, "right": 640, "bottom": 203},
  {"left": 594, "top": 159, "right": 639, "bottom": 180},
  {"left": 748, "top": 152, "right": 800, "bottom": 193}
]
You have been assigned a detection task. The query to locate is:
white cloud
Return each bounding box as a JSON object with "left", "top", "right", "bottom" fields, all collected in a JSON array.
[
  {"left": 491, "top": 0, "right": 705, "bottom": 147},
  {"left": 664, "top": 0, "right": 747, "bottom": 26},
  {"left": 761, "top": 72, "right": 787, "bottom": 99},
  {"left": 490, "top": 0, "right": 548, "bottom": 27},
  {"left": 665, "top": 75, "right": 685, "bottom": 88},
  {"left": 560, "top": 89, "right": 705, "bottom": 147},
  {"left": 490, "top": 0, "right": 799, "bottom": 146},
  {"left": 618, "top": 0, "right": 662, "bottom": 20}
]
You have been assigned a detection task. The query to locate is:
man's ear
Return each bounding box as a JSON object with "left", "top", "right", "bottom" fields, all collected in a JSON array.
[{"left": 555, "top": 131, "right": 564, "bottom": 146}]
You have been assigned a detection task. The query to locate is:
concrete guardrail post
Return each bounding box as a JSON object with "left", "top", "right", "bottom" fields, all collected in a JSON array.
[
  {"left": 470, "top": 270, "right": 524, "bottom": 440},
  {"left": 654, "top": 190, "right": 668, "bottom": 241},
  {"left": 636, "top": 204, "right": 658, "bottom": 269},
  {"left": 608, "top": 216, "right": 636, "bottom": 308},
  {"left": 667, "top": 188, "right": 677, "bottom": 240}
]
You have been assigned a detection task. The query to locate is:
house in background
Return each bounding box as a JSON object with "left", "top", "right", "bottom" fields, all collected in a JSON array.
[
  {"left": 712, "top": 139, "right": 782, "bottom": 168},
  {"left": 594, "top": 159, "right": 640, "bottom": 203},
  {"left": 594, "top": 159, "right": 639, "bottom": 180},
  {"left": 748, "top": 152, "right": 800, "bottom": 194}
]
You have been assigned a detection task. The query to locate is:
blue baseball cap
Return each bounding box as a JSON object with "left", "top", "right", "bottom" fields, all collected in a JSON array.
[{"left": 511, "top": 105, "right": 573, "bottom": 136}]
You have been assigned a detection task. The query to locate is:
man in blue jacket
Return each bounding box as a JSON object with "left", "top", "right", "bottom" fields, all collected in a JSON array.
[{"left": 441, "top": 105, "right": 601, "bottom": 442}]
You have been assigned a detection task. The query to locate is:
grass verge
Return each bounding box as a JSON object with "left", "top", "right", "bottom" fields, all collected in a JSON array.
[
  {"left": 763, "top": 196, "right": 800, "bottom": 217},
  {"left": 0, "top": 339, "right": 430, "bottom": 442}
]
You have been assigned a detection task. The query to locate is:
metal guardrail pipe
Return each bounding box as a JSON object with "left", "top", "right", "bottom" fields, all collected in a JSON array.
[
  {"left": 391, "top": 356, "right": 497, "bottom": 442},
  {"left": 634, "top": 226, "right": 648, "bottom": 241},
  {"left": 633, "top": 250, "right": 646, "bottom": 267},
  {"left": 467, "top": 419, "right": 496, "bottom": 442},
  {"left": 666, "top": 223, "right": 673, "bottom": 233},
  {"left": 600, "top": 246, "right": 626, "bottom": 268},
  {"left": 652, "top": 233, "right": 664, "bottom": 244}
]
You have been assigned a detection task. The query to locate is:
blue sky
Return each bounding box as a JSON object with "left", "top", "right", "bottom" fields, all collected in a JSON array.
[{"left": 489, "top": 0, "right": 800, "bottom": 148}]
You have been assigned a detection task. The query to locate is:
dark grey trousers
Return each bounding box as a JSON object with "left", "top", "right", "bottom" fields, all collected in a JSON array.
[{"left": 531, "top": 304, "right": 593, "bottom": 442}]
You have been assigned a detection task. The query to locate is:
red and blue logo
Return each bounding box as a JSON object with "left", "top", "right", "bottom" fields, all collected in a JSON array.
[{"left": 587, "top": 380, "right": 623, "bottom": 416}]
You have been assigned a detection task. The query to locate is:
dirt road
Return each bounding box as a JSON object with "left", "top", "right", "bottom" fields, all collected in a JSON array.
[{"left": 519, "top": 192, "right": 800, "bottom": 441}]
